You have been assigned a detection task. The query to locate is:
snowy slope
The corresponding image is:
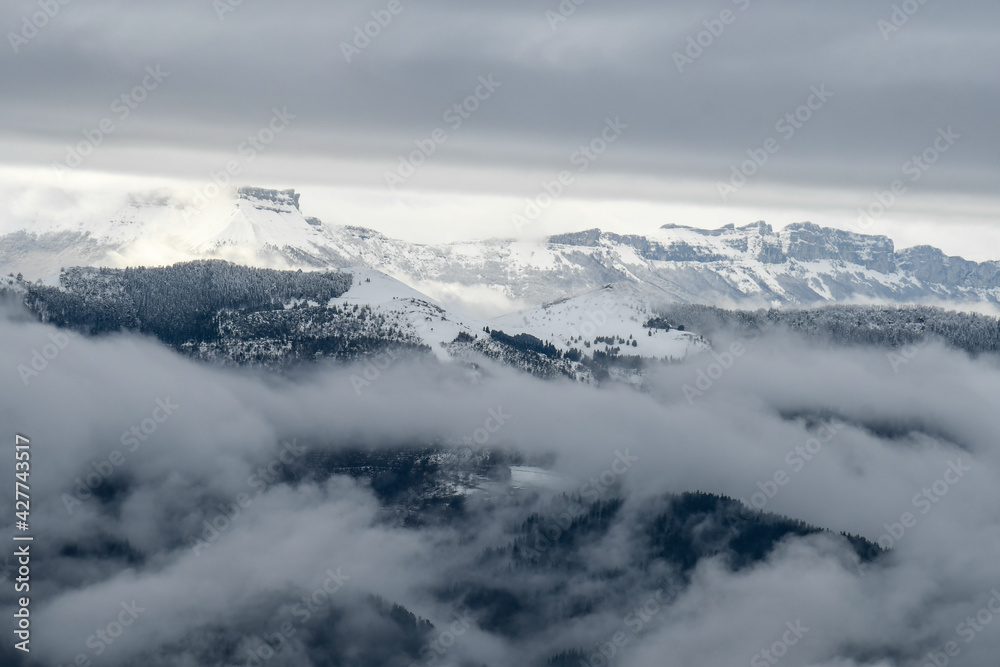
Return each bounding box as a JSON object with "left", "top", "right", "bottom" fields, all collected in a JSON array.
[
  {"left": 189, "top": 188, "right": 347, "bottom": 267},
  {"left": 1, "top": 261, "right": 606, "bottom": 382},
  {"left": 492, "top": 282, "right": 709, "bottom": 361},
  {"left": 336, "top": 268, "right": 487, "bottom": 361},
  {"left": 334, "top": 272, "right": 600, "bottom": 381},
  {"left": 0, "top": 187, "right": 352, "bottom": 279}
]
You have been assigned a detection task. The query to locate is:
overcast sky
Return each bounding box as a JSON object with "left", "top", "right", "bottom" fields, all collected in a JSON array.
[{"left": 1, "top": 0, "right": 998, "bottom": 253}]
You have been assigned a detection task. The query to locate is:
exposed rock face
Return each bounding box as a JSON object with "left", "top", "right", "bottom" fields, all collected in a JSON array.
[{"left": 236, "top": 186, "right": 301, "bottom": 213}]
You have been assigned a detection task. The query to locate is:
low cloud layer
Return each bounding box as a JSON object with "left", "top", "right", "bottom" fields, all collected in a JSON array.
[{"left": 3, "top": 307, "right": 1000, "bottom": 665}]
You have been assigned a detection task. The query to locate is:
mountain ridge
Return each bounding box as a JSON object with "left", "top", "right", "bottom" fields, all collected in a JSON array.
[{"left": 3, "top": 186, "right": 999, "bottom": 318}]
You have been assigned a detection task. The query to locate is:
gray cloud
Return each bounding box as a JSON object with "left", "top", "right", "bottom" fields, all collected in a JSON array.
[
  {"left": 1, "top": 0, "right": 998, "bottom": 205},
  {"left": 3, "top": 304, "right": 1000, "bottom": 665}
]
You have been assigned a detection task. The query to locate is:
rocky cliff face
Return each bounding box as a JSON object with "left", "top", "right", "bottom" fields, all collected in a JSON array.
[{"left": 235, "top": 186, "right": 301, "bottom": 213}]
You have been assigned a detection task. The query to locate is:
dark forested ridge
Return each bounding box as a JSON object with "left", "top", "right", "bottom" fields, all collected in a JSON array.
[
  {"left": 152, "top": 437, "right": 885, "bottom": 667},
  {"left": 22, "top": 261, "right": 353, "bottom": 342},
  {"left": 440, "top": 487, "right": 882, "bottom": 663},
  {"left": 7, "top": 431, "right": 886, "bottom": 667},
  {"left": 655, "top": 303, "right": 1000, "bottom": 355},
  {"left": 4, "top": 261, "right": 432, "bottom": 365}
]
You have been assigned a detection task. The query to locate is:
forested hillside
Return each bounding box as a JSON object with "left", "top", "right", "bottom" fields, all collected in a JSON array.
[
  {"left": 655, "top": 303, "right": 1000, "bottom": 354},
  {"left": 3, "top": 261, "right": 435, "bottom": 364},
  {"left": 21, "top": 261, "right": 353, "bottom": 342}
]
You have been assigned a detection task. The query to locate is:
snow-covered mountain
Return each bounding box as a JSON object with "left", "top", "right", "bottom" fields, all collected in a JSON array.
[
  {"left": 0, "top": 187, "right": 346, "bottom": 276},
  {"left": 4, "top": 186, "right": 1000, "bottom": 319},
  {"left": 494, "top": 282, "right": 709, "bottom": 361},
  {"left": 187, "top": 187, "right": 345, "bottom": 266},
  {"left": 276, "top": 269, "right": 707, "bottom": 369},
  {"left": 2, "top": 260, "right": 707, "bottom": 384}
]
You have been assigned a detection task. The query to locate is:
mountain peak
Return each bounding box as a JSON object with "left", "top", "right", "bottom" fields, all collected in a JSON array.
[
  {"left": 737, "top": 220, "right": 773, "bottom": 234},
  {"left": 236, "top": 187, "right": 301, "bottom": 213}
]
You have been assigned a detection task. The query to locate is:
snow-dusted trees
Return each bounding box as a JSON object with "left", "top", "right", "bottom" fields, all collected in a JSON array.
[{"left": 26, "top": 260, "right": 353, "bottom": 344}]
